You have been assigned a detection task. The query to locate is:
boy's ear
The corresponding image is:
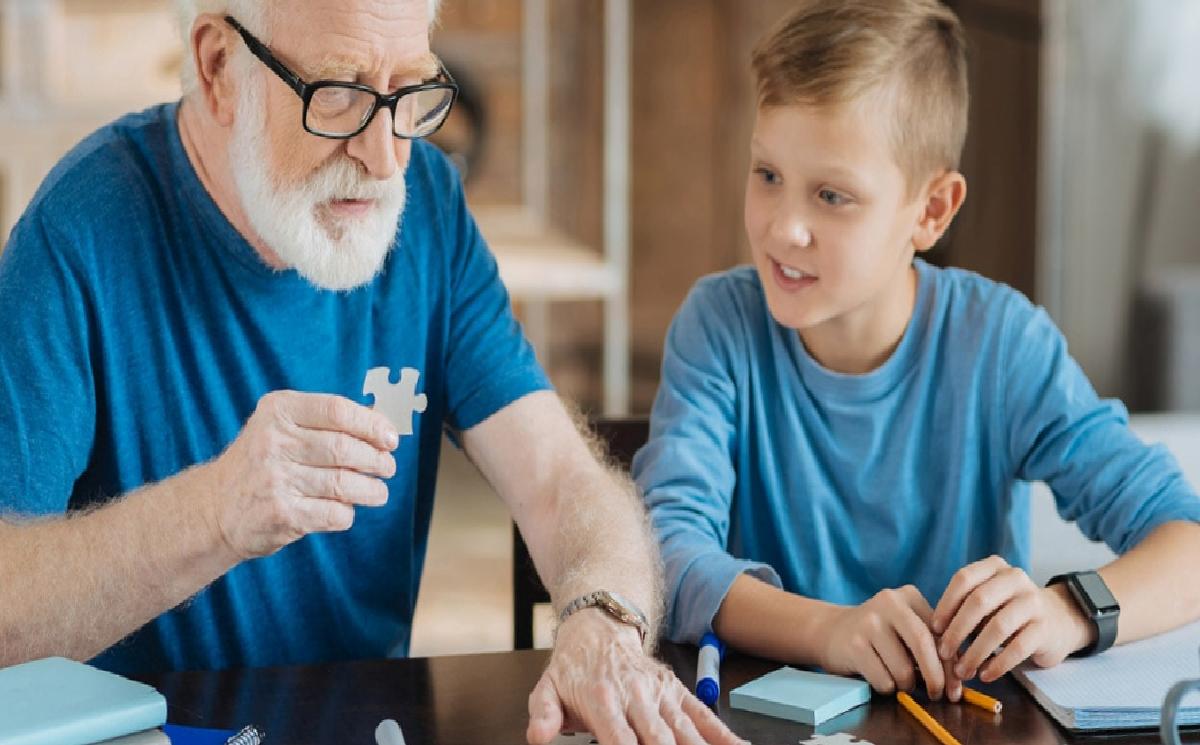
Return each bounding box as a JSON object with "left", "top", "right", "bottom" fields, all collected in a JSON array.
[{"left": 912, "top": 170, "right": 967, "bottom": 253}]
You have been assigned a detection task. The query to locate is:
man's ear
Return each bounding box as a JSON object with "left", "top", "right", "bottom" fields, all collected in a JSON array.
[
  {"left": 912, "top": 170, "right": 967, "bottom": 253},
  {"left": 191, "top": 13, "right": 240, "bottom": 127}
]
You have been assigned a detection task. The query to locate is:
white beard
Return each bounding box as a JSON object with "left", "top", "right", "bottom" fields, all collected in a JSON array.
[{"left": 228, "top": 72, "right": 407, "bottom": 291}]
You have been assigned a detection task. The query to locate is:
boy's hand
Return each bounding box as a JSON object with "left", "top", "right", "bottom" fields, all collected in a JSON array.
[
  {"left": 820, "top": 585, "right": 959, "bottom": 700},
  {"left": 931, "top": 556, "right": 1096, "bottom": 682}
]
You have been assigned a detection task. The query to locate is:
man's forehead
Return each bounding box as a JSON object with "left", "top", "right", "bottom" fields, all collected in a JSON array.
[
  {"left": 303, "top": 51, "right": 439, "bottom": 81},
  {"left": 275, "top": 0, "right": 436, "bottom": 80}
]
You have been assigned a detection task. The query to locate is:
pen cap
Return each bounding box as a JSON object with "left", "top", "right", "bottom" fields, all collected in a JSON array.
[
  {"left": 699, "top": 632, "right": 724, "bottom": 657},
  {"left": 697, "top": 678, "right": 719, "bottom": 706}
]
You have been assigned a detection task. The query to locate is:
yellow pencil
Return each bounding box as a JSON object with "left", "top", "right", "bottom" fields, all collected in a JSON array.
[
  {"left": 897, "top": 691, "right": 963, "bottom": 745},
  {"left": 962, "top": 686, "right": 1003, "bottom": 714}
]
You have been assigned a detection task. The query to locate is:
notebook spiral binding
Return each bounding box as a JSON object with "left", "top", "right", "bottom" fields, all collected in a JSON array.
[{"left": 225, "top": 725, "right": 265, "bottom": 745}]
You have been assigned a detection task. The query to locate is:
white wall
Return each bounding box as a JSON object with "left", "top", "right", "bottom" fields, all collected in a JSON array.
[
  {"left": 1042, "top": 0, "right": 1200, "bottom": 404},
  {"left": 1029, "top": 413, "right": 1200, "bottom": 583}
]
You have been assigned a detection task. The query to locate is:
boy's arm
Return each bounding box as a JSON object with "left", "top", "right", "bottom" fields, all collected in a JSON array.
[
  {"left": 632, "top": 281, "right": 782, "bottom": 645},
  {"left": 714, "top": 573, "right": 960, "bottom": 700},
  {"left": 932, "top": 301, "right": 1200, "bottom": 682},
  {"left": 932, "top": 521, "right": 1200, "bottom": 684}
]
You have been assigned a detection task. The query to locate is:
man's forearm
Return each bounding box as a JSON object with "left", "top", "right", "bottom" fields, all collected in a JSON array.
[
  {"left": 0, "top": 465, "right": 238, "bottom": 666},
  {"left": 460, "top": 392, "right": 665, "bottom": 645},
  {"left": 542, "top": 454, "right": 664, "bottom": 645}
]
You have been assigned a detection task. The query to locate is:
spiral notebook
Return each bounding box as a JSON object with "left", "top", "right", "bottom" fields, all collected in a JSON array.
[{"left": 1013, "top": 619, "right": 1200, "bottom": 731}]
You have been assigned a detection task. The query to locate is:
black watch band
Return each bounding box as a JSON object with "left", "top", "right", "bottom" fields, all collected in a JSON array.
[{"left": 1047, "top": 571, "right": 1119, "bottom": 657}]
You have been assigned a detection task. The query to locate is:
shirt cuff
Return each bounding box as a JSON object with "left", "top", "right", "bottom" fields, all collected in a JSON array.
[{"left": 667, "top": 549, "right": 782, "bottom": 644}]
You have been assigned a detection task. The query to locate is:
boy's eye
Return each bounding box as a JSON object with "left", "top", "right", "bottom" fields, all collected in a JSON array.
[
  {"left": 755, "top": 167, "right": 780, "bottom": 186},
  {"left": 818, "top": 188, "right": 848, "bottom": 206}
]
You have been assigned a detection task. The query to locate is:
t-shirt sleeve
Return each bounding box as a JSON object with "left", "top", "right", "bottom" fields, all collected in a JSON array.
[
  {"left": 0, "top": 212, "right": 97, "bottom": 516},
  {"left": 632, "top": 279, "right": 781, "bottom": 644},
  {"left": 438, "top": 169, "right": 551, "bottom": 432},
  {"left": 1003, "top": 299, "right": 1200, "bottom": 554}
]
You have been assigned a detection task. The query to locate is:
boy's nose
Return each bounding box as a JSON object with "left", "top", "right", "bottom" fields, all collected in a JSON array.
[{"left": 773, "top": 216, "right": 812, "bottom": 249}]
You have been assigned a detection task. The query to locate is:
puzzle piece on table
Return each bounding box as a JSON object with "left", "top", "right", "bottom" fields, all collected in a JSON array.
[
  {"left": 363, "top": 366, "right": 428, "bottom": 436},
  {"left": 374, "top": 718, "right": 406, "bottom": 745},
  {"left": 800, "top": 733, "right": 876, "bottom": 745}
]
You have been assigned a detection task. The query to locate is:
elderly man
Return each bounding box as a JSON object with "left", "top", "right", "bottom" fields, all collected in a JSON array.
[{"left": 0, "top": 2, "right": 744, "bottom": 744}]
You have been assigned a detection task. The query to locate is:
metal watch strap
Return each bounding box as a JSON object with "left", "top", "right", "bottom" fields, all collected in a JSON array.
[
  {"left": 1047, "top": 572, "right": 1118, "bottom": 657},
  {"left": 558, "top": 590, "right": 649, "bottom": 645}
]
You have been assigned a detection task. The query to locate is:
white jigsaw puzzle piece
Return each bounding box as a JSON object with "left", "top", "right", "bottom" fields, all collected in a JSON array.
[
  {"left": 800, "top": 733, "right": 875, "bottom": 745},
  {"left": 363, "top": 366, "right": 428, "bottom": 436}
]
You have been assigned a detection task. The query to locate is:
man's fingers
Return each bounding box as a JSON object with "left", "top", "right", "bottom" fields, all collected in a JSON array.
[
  {"left": 661, "top": 695, "right": 706, "bottom": 745},
  {"left": 301, "top": 466, "right": 389, "bottom": 507},
  {"left": 292, "top": 429, "right": 396, "bottom": 478},
  {"left": 291, "top": 496, "right": 355, "bottom": 534},
  {"left": 939, "top": 569, "right": 1021, "bottom": 661},
  {"left": 581, "top": 689, "right": 638, "bottom": 745},
  {"left": 679, "top": 692, "right": 748, "bottom": 745},
  {"left": 526, "top": 674, "right": 564, "bottom": 745},
  {"left": 271, "top": 391, "right": 399, "bottom": 452},
  {"left": 932, "top": 555, "right": 1008, "bottom": 634},
  {"left": 627, "top": 692, "right": 674, "bottom": 745}
]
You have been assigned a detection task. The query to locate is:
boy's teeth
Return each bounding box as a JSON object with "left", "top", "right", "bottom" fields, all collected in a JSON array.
[{"left": 780, "top": 264, "right": 806, "bottom": 280}]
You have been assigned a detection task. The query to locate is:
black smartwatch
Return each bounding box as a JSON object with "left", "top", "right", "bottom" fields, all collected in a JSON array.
[{"left": 1047, "top": 570, "right": 1119, "bottom": 657}]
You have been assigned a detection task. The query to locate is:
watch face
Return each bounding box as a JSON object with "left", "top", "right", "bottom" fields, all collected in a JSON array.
[{"left": 1075, "top": 572, "right": 1119, "bottom": 614}]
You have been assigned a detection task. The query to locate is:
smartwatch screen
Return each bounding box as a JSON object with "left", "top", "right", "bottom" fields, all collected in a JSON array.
[{"left": 1076, "top": 571, "right": 1119, "bottom": 614}]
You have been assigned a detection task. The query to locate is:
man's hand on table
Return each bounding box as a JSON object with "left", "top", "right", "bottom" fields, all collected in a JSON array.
[{"left": 526, "top": 609, "right": 749, "bottom": 745}]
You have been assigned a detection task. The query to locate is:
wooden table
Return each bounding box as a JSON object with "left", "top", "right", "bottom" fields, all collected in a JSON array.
[{"left": 135, "top": 644, "right": 1196, "bottom": 745}]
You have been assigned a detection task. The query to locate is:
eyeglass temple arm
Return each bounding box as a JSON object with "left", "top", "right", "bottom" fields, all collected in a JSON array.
[{"left": 224, "top": 16, "right": 306, "bottom": 98}]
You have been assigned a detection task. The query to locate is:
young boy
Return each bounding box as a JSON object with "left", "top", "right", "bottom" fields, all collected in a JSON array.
[{"left": 633, "top": 0, "right": 1200, "bottom": 703}]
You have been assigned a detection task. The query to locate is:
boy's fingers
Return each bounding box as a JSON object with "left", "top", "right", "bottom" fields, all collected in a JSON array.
[
  {"left": 939, "top": 571, "right": 1021, "bottom": 660},
  {"left": 894, "top": 608, "right": 945, "bottom": 699},
  {"left": 872, "top": 627, "right": 918, "bottom": 692},
  {"left": 932, "top": 555, "right": 1008, "bottom": 634},
  {"left": 857, "top": 645, "right": 897, "bottom": 694},
  {"left": 957, "top": 594, "right": 1034, "bottom": 679}
]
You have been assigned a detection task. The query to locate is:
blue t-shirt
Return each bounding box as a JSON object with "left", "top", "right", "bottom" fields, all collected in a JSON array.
[
  {"left": 0, "top": 103, "right": 550, "bottom": 674},
  {"left": 634, "top": 260, "right": 1200, "bottom": 644}
]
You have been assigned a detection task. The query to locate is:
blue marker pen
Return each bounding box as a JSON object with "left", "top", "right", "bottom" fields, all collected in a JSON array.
[{"left": 696, "top": 632, "right": 724, "bottom": 706}]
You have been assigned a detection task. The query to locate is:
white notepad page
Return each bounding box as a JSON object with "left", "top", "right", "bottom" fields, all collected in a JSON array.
[{"left": 1016, "top": 619, "right": 1200, "bottom": 711}]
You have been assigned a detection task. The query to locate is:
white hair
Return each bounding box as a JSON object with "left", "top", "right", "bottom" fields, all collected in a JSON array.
[
  {"left": 175, "top": 0, "right": 442, "bottom": 94},
  {"left": 227, "top": 54, "right": 408, "bottom": 290}
]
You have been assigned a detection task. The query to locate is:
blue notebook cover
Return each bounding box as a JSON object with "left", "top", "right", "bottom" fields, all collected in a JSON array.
[
  {"left": 730, "top": 666, "right": 871, "bottom": 725},
  {"left": 0, "top": 657, "right": 167, "bottom": 745}
]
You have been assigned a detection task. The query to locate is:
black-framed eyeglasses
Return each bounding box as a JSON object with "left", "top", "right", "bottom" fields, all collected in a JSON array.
[{"left": 225, "top": 15, "right": 459, "bottom": 140}]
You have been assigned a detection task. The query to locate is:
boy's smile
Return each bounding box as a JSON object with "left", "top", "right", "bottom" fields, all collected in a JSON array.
[{"left": 745, "top": 98, "right": 943, "bottom": 374}]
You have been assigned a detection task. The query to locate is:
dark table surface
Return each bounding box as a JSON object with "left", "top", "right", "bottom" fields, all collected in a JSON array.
[{"left": 134, "top": 643, "right": 1197, "bottom": 745}]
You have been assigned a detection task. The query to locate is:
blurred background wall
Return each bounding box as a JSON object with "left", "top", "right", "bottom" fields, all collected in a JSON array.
[{"left": 2, "top": 0, "right": 1199, "bottom": 414}]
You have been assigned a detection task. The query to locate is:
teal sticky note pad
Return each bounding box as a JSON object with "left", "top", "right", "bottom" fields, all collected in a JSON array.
[
  {"left": 729, "top": 666, "right": 871, "bottom": 725},
  {"left": 0, "top": 657, "right": 166, "bottom": 745}
]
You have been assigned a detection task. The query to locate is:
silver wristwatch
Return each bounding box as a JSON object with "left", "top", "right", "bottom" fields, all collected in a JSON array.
[{"left": 558, "top": 590, "right": 650, "bottom": 645}]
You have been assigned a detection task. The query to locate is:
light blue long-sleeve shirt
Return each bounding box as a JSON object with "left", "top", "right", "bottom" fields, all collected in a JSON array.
[{"left": 634, "top": 260, "right": 1200, "bottom": 644}]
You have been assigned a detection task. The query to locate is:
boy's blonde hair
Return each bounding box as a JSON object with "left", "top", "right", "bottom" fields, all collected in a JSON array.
[{"left": 752, "top": 0, "right": 969, "bottom": 191}]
